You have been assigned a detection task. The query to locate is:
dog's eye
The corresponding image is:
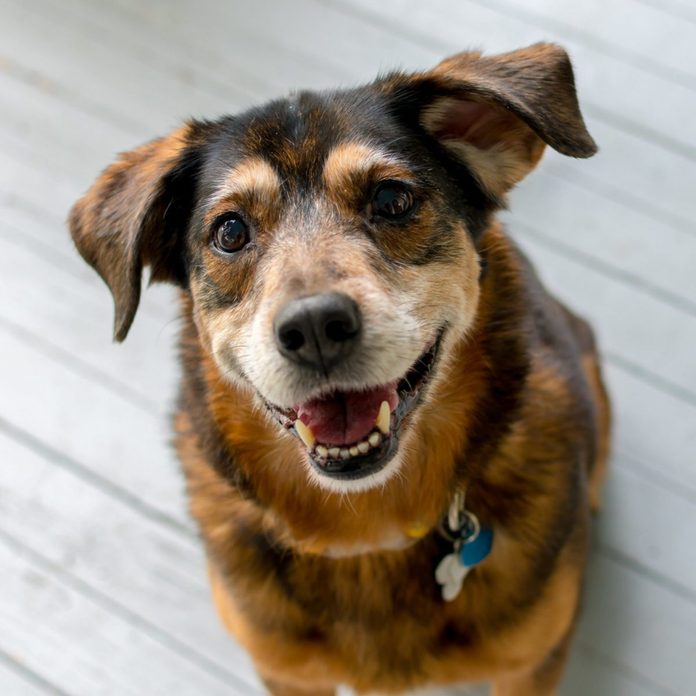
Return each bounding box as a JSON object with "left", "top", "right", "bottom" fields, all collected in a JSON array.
[
  {"left": 372, "top": 182, "right": 414, "bottom": 220},
  {"left": 212, "top": 214, "right": 250, "bottom": 254}
]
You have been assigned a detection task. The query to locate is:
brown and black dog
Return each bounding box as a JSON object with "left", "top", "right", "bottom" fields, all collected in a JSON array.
[{"left": 69, "top": 43, "right": 611, "bottom": 696}]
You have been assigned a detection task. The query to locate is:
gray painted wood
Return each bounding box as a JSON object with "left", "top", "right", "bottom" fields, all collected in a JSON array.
[
  {"left": 0, "top": 537, "right": 250, "bottom": 696},
  {"left": 0, "top": 328, "right": 189, "bottom": 526},
  {"left": 497, "top": 0, "right": 696, "bottom": 85},
  {"left": 0, "top": 656, "right": 60, "bottom": 696},
  {"left": 1, "top": 0, "right": 695, "bottom": 694},
  {"left": 0, "top": 431, "right": 263, "bottom": 693}
]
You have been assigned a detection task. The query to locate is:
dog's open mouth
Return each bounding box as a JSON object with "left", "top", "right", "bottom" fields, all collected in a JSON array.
[{"left": 266, "top": 329, "right": 445, "bottom": 480}]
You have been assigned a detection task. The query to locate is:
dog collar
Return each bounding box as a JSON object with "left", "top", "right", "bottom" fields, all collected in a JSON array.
[{"left": 435, "top": 489, "right": 493, "bottom": 602}]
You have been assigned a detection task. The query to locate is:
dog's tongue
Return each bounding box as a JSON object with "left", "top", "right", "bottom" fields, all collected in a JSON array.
[{"left": 296, "top": 384, "right": 398, "bottom": 446}]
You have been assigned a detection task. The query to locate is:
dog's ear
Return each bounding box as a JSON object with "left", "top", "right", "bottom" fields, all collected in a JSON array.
[
  {"left": 69, "top": 121, "right": 209, "bottom": 341},
  {"left": 387, "top": 43, "right": 597, "bottom": 199}
]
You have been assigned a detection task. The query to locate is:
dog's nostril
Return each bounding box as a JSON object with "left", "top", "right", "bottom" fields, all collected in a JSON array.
[
  {"left": 325, "top": 318, "right": 358, "bottom": 343},
  {"left": 280, "top": 327, "right": 305, "bottom": 352},
  {"left": 274, "top": 292, "right": 362, "bottom": 370}
]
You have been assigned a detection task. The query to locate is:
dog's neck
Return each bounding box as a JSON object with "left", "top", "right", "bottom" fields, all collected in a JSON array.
[{"left": 178, "top": 222, "right": 530, "bottom": 556}]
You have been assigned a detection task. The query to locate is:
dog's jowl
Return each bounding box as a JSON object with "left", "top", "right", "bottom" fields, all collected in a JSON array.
[{"left": 70, "top": 43, "right": 611, "bottom": 696}]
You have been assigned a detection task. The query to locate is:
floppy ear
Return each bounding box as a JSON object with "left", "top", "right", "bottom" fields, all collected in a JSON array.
[
  {"left": 391, "top": 43, "right": 597, "bottom": 200},
  {"left": 69, "top": 121, "right": 208, "bottom": 341}
]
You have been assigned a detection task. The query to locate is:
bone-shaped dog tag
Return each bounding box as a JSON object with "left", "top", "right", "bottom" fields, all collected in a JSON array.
[{"left": 435, "top": 551, "right": 470, "bottom": 602}]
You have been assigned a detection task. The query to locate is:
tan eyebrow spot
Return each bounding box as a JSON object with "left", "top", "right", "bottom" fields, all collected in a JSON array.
[
  {"left": 322, "top": 143, "right": 413, "bottom": 196},
  {"left": 209, "top": 157, "right": 281, "bottom": 209}
]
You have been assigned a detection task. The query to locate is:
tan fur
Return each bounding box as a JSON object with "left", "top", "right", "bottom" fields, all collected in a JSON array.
[
  {"left": 206, "top": 157, "right": 282, "bottom": 225},
  {"left": 175, "top": 224, "right": 609, "bottom": 694},
  {"left": 322, "top": 143, "right": 412, "bottom": 204},
  {"left": 421, "top": 98, "right": 546, "bottom": 197},
  {"left": 69, "top": 44, "right": 607, "bottom": 695},
  {"left": 583, "top": 353, "right": 612, "bottom": 512}
]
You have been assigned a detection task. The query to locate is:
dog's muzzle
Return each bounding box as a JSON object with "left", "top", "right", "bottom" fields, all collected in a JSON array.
[{"left": 265, "top": 299, "right": 446, "bottom": 481}]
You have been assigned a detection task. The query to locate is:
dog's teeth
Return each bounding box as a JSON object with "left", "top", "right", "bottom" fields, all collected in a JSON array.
[
  {"left": 376, "top": 401, "right": 391, "bottom": 435},
  {"left": 316, "top": 445, "right": 328, "bottom": 458},
  {"left": 349, "top": 446, "right": 359, "bottom": 457},
  {"left": 368, "top": 432, "right": 381, "bottom": 447},
  {"left": 328, "top": 447, "right": 340, "bottom": 459},
  {"left": 357, "top": 441, "right": 370, "bottom": 454},
  {"left": 295, "top": 420, "right": 316, "bottom": 449},
  {"left": 339, "top": 448, "right": 350, "bottom": 460}
]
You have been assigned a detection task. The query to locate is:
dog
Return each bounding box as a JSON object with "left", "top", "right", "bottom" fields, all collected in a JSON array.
[{"left": 69, "top": 43, "right": 611, "bottom": 695}]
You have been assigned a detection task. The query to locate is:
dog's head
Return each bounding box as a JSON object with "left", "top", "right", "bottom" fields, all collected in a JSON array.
[{"left": 70, "top": 44, "right": 595, "bottom": 493}]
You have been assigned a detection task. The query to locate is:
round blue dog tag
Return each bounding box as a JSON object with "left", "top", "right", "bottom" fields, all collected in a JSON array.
[{"left": 460, "top": 526, "right": 493, "bottom": 567}]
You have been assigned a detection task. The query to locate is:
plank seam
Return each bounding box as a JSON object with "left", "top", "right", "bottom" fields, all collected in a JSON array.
[
  {"left": 0, "top": 647, "right": 71, "bottom": 696},
  {"left": 465, "top": 0, "right": 696, "bottom": 92},
  {"left": 598, "top": 543, "right": 696, "bottom": 607},
  {"left": 514, "top": 222, "right": 696, "bottom": 318},
  {"left": 576, "top": 642, "right": 681, "bottom": 696},
  {"left": 0, "top": 314, "right": 160, "bottom": 413},
  {"left": 634, "top": 0, "right": 696, "bottom": 24},
  {"left": 0, "top": 528, "right": 261, "bottom": 695},
  {"left": 0, "top": 415, "right": 195, "bottom": 541},
  {"left": 546, "top": 166, "right": 696, "bottom": 240},
  {"left": 605, "top": 351, "right": 696, "bottom": 409}
]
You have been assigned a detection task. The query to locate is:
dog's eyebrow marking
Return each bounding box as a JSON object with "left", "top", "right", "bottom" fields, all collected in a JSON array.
[
  {"left": 322, "top": 143, "right": 412, "bottom": 193},
  {"left": 208, "top": 157, "right": 282, "bottom": 208}
]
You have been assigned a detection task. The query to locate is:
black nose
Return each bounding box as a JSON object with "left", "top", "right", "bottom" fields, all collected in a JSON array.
[{"left": 274, "top": 292, "right": 361, "bottom": 371}]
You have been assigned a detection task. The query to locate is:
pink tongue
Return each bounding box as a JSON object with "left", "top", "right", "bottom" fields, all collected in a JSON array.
[{"left": 296, "top": 383, "right": 398, "bottom": 446}]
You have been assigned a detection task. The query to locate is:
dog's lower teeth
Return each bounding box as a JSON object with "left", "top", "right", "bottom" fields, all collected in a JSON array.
[
  {"left": 296, "top": 420, "right": 386, "bottom": 459},
  {"left": 314, "top": 436, "right": 381, "bottom": 461}
]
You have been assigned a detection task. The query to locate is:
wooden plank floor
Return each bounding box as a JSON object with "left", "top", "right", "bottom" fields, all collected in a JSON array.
[{"left": 1, "top": 0, "right": 694, "bottom": 694}]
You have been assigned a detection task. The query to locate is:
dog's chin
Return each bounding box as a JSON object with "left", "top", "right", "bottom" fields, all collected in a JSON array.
[{"left": 262, "top": 328, "right": 446, "bottom": 492}]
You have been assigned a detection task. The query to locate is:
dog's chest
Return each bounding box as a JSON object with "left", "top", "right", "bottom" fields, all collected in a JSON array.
[
  {"left": 225, "top": 543, "right": 511, "bottom": 691},
  {"left": 235, "top": 536, "right": 487, "bottom": 671}
]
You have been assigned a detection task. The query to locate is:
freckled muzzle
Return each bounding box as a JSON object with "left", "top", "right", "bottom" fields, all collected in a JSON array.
[{"left": 265, "top": 327, "right": 446, "bottom": 480}]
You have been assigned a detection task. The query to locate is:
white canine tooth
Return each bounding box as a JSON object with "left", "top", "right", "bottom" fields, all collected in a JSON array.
[
  {"left": 316, "top": 445, "right": 328, "bottom": 458},
  {"left": 368, "top": 432, "right": 381, "bottom": 447},
  {"left": 295, "top": 420, "right": 316, "bottom": 449},
  {"left": 376, "top": 400, "right": 391, "bottom": 435},
  {"left": 339, "top": 448, "right": 350, "bottom": 460},
  {"left": 328, "top": 447, "right": 340, "bottom": 459},
  {"left": 349, "top": 446, "right": 359, "bottom": 457},
  {"left": 357, "top": 441, "right": 370, "bottom": 454}
]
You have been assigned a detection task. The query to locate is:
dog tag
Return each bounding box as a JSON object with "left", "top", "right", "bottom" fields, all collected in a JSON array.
[
  {"left": 435, "top": 492, "right": 494, "bottom": 602},
  {"left": 435, "top": 549, "right": 470, "bottom": 602},
  {"left": 460, "top": 526, "right": 493, "bottom": 567}
]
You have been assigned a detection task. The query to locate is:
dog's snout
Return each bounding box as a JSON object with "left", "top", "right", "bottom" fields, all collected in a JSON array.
[{"left": 274, "top": 292, "right": 361, "bottom": 371}]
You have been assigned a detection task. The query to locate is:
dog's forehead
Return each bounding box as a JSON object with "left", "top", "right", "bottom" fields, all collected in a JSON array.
[
  {"left": 201, "top": 88, "right": 405, "bottom": 197},
  {"left": 240, "top": 91, "right": 348, "bottom": 163}
]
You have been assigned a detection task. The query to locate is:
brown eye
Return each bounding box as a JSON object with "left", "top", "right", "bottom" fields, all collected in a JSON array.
[
  {"left": 372, "top": 182, "right": 414, "bottom": 220},
  {"left": 212, "top": 214, "right": 250, "bottom": 254}
]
